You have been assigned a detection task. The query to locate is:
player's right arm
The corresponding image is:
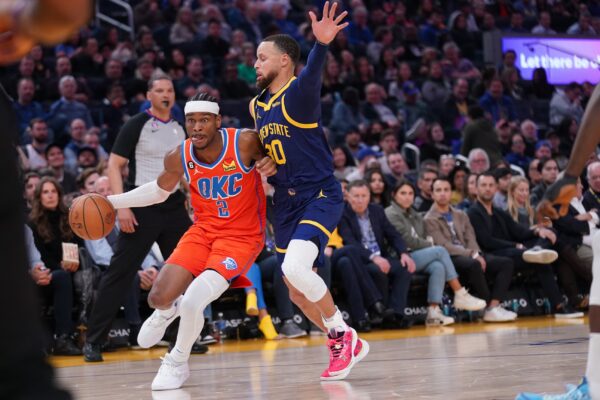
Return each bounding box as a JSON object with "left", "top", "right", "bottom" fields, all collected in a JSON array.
[
  {"left": 107, "top": 146, "right": 183, "bottom": 211},
  {"left": 538, "top": 84, "right": 600, "bottom": 219}
]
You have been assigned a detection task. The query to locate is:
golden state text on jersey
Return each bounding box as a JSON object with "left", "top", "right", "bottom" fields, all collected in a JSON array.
[{"left": 251, "top": 76, "right": 334, "bottom": 189}]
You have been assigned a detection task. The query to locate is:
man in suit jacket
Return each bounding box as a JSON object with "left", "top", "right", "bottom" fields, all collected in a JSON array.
[
  {"left": 338, "top": 180, "right": 415, "bottom": 323},
  {"left": 467, "top": 172, "right": 582, "bottom": 318}
]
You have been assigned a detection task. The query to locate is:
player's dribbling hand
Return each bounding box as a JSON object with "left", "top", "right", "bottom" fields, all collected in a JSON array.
[
  {"left": 309, "top": 1, "right": 349, "bottom": 45},
  {"left": 536, "top": 174, "right": 578, "bottom": 222},
  {"left": 118, "top": 208, "right": 138, "bottom": 233},
  {"left": 256, "top": 156, "right": 277, "bottom": 177}
]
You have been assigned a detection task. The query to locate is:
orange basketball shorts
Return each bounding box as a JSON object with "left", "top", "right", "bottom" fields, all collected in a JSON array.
[{"left": 166, "top": 224, "right": 264, "bottom": 287}]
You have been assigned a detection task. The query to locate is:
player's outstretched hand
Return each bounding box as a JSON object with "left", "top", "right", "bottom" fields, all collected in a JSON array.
[
  {"left": 536, "top": 174, "right": 578, "bottom": 222},
  {"left": 256, "top": 156, "right": 277, "bottom": 177},
  {"left": 309, "top": 1, "right": 349, "bottom": 45}
]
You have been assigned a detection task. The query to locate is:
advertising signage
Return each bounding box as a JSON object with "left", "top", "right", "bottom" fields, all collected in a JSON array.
[{"left": 502, "top": 36, "right": 600, "bottom": 84}]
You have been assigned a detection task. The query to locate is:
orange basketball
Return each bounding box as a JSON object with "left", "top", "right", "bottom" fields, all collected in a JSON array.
[{"left": 69, "top": 193, "right": 116, "bottom": 240}]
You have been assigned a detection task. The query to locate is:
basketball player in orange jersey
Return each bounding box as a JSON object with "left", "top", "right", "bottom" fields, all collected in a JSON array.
[
  {"left": 516, "top": 86, "right": 600, "bottom": 399},
  {"left": 102, "top": 92, "right": 276, "bottom": 391}
]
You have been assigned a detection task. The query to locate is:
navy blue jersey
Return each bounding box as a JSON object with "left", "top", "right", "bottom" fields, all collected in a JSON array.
[{"left": 251, "top": 43, "right": 333, "bottom": 190}]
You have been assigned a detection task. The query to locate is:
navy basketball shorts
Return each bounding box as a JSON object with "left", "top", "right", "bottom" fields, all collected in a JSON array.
[{"left": 272, "top": 178, "right": 343, "bottom": 268}]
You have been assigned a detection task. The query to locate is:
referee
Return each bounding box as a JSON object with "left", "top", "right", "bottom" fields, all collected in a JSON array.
[{"left": 83, "top": 76, "right": 191, "bottom": 362}]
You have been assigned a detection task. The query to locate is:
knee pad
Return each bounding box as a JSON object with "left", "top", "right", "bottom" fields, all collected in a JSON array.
[{"left": 281, "top": 239, "right": 327, "bottom": 303}]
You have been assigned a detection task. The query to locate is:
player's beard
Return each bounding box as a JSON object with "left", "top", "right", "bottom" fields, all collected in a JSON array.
[{"left": 257, "top": 70, "right": 277, "bottom": 91}]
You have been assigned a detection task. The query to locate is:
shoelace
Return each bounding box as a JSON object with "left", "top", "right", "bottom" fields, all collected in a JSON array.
[
  {"left": 328, "top": 336, "right": 345, "bottom": 359},
  {"left": 159, "top": 356, "right": 184, "bottom": 377}
]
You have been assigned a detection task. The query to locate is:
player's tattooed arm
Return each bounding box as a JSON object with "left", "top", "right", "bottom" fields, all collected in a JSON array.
[
  {"left": 157, "top": 145, "right": 186, "bottom": 191},
  {"left": 239, "top": 129, "right": 277, "bottom": 177}
]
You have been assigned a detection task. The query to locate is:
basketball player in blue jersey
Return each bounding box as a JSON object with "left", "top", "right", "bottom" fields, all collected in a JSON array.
[
  {"left": 250, "top": 2, "right": 377, "bottom": 381},
  {"left": 515, "top": 86, "right": 600, "bottom": 399}
]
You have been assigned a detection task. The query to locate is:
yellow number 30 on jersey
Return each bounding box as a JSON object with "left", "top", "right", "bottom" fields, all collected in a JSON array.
[{"left": 265, "top": 139, "right": 287, "bottom": 165}]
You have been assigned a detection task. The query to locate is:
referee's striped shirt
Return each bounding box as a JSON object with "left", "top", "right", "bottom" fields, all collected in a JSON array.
[{"left": 111, "top": 110, "right": 186, "bottom": 188}]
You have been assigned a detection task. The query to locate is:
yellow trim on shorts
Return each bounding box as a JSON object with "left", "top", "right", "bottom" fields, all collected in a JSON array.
[
  {"left": 275, "top": 246, "right": 287, "bottom": 254},
  {"left": 256, "top": 77, "right": 296, "bottom": 110},
  {"left": 281, "top": 95, "right": 318, "bottom": 129},
  {"left": 299, "top": 220, "right": 332, "bottom": 238}
]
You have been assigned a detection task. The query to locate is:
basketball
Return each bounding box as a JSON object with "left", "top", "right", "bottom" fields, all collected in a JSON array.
[{"left": 69, "top": 193, "right": 116, "bottom": 240}]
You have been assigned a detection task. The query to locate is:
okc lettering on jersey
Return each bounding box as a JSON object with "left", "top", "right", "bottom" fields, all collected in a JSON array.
[
  {"left": 197, "top": 172, "right": 243, "bottom": 200},
  {"left": 258, "top": 122, "right": 290, "bottom": 143}
]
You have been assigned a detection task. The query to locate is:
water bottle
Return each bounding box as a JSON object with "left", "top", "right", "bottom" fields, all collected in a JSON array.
[
  {"left": 442, "top": 293, "right": 452, "bottom": 316},
  {"left": 543, "top": 298, "right": 552, "bottom": 315},
  {"left": 512, "top": 299, "right": 519, "bottom": 314},
  {"left": 213, "top": 312, "right": 226, "bottom": 343}
]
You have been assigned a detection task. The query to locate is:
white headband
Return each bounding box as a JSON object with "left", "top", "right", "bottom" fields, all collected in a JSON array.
[{"left": 184, "top": 101, "right": 220, "bottom": 115}]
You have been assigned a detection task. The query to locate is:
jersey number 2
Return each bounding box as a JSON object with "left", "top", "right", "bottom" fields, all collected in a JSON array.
[
  {"left": 265, "top": 139, "right": 286, "bottom": 165},
  {"left": 216, "top": 200, "right": 230, "bottom": 218}
]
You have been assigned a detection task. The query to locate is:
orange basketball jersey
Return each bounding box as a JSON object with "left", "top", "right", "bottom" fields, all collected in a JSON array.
[{"left": 181, "top": 128, "right": 266, "bottom": 236}]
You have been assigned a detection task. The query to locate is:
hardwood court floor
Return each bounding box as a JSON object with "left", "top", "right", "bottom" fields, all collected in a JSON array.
[{"left": 54, "top": 316, "right": 590, "bottom": 400}]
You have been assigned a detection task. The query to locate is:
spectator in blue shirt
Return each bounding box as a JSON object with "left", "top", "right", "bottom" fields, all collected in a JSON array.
[
  {"left": 505, "top": 133, "right": 532, "bottom": 171},
  {"left": 478, "top": 78, "right": 517, "bottom": 124},
  {"left": 419, "top": 8, "right": 447, "bottom": 47},
  {"left": 345, "top": 6, "right": 373, "bottom": 47},
  {"left": 47, "top": 76, "right": 93, "bottom": 144},
  {"left": 13, "top": 78, "right": 45, "bottom": 143}
]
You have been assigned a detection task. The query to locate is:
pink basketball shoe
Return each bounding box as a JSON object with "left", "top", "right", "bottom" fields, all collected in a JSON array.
[{"left": 320, "top": 328, "right": 369, "bottom": 381}]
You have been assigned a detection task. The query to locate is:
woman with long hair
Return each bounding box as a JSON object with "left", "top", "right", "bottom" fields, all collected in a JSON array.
[
  {"left": 526, "top": 67, "right": 555, "bottom": 99},
  {"left": 321, "top": 58, "right": 345, "bottom": 102},
  {"left": 332, "top": 146, "right": 357, "bottom": 180},
  {"left": 508, "top": 176, "right": 592, "bottom": 309},
  {"left": 457, "top": 173, "right": 478, "bottom": 210},
  {"left": 507, "top": 176, "right": 537, "bottom": 228},
  {"left": 385, "top": 180, "right": 486, "bottom": 326},
  {"left": 365, "top": 168, "right": 392, "bottom": 208},
  {"left": 28, "top": 176, "right": 82, "bottom": 355},
  {"left": 448, "top": 165, "right": 469, "bottom": 206}
]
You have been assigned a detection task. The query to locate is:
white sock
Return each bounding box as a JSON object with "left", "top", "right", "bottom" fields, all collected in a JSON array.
[
  {"left": 157, "top": 295, "right": 182, "bottom": 319},
  {"left": 587, "top": 333, "right": 600, "bottom": 397},
  {"left": 322, "top": 307, "right": 348, "bottom": 334}
]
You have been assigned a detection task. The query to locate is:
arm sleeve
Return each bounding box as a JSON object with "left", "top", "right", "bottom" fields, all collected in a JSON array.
[
  {"left": 107, "top": 180, "right": 173, "bottom": 209},
  {"left": 283, "top": 43, "right": 329, "bottom": 124},
  {"left": 111, "top": 113, "right": 148, "bottom": 159}
]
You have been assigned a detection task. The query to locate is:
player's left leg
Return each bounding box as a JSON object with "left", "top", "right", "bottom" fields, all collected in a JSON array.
[{"left": 152, "top": 269, "right": 229, "bottom": 391}]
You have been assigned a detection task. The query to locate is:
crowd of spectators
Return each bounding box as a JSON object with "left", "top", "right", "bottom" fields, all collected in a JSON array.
[{"left": 6, "top": 0, "right": 600, "bottom": 355}]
